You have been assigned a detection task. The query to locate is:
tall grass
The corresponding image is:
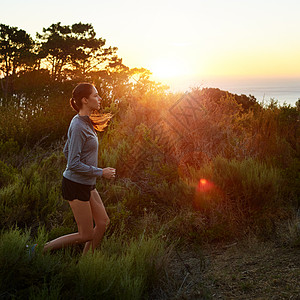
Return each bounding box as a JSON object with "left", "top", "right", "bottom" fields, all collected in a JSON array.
[
  {"left": 0, "top": 149, "right": 74, "bottom": 234},
  {"left": 187, "top": 156, "right": 283, "bottom": 212},
  {"left": 0, "top": 225, "right": 172, "bottom": 299},
  {"left": 0, "top": 225, "right": 66, "bottom": 299},
  {"left": 169, "top": 155, "right": 292, "bottom": 241}
]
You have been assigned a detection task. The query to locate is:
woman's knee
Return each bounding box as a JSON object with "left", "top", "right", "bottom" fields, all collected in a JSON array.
[
  {"left": 96, "top": 217, "right": 110, "bottom": 228},
  {"left": 78, "top": 231, "right": 94, "bottom": 243}
]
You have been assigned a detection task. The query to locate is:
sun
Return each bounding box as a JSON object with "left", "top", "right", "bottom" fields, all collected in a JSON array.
[{"left": 148, "top": 57, "right": 188, "bottom": 80}]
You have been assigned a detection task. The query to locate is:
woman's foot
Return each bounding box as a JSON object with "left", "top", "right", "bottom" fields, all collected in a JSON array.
[{"left": 26, "top": 243, "right": 38, "bottom": 259}]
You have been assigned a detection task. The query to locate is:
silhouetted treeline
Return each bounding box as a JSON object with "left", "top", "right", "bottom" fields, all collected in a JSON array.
[
  {"left": 0, "top": 22, "right": 298, "bottom": 149},
  {"left": 0, "top": 22, "right": 171, "bottom": 146}
]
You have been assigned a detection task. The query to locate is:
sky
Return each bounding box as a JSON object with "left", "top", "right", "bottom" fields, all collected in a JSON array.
[{"left": 1, "top": 0, "right": 300, "bottom": 99}]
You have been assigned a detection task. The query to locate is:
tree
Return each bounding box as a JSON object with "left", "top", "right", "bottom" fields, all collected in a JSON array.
[
  {"left": 0, "top": 24, "right": 37, "bottom": 102},
  {"left": 128, "top": 67, "right": 169, "bottom": 97},
  {"left": 36, "top": 22, "right": 119, "bottom": 81}
]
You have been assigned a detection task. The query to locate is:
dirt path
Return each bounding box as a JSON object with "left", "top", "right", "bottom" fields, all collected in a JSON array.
[{"left": 149, "top": 237, "right": 300, "bottom": 299}]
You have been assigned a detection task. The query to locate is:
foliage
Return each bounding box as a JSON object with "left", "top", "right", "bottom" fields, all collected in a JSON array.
[
  {"left": 0, "top": 23, "right": 37, "bottom": 102},
  {"left": 36, "top": 22, "right": 118, "bottom": 81},
  {"left": 0, "top": 226, "right": 171, "bottom": 299},
  {"left": 0, "top": 151, "right": 69, "bottom": 231},
  {"left": 0, "top": 160, "right": 17, "bottom": 188}
]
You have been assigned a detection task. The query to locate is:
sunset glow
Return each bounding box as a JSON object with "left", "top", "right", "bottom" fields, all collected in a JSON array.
[
  {"left": 1, "top": 0, "right": 299, "bottom": 102},
  {"left": 148, "top": 57, "right": 189, "bottom": 80}
]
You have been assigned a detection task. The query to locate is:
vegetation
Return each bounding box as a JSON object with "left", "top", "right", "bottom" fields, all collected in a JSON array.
[
  {"left": 0, "top": 226, "right": 171, "bottom": 299},
  {"left": 0, "top": 22, "right": 299, "bottom": 299}
]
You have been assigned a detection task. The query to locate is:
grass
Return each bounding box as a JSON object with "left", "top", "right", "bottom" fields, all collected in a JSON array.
[{"left": 0, "top": 225, "right": 173, "bottom": 300}]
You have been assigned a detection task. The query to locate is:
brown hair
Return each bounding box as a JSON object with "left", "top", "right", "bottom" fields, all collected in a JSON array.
[{"left": 70, "top": 82, "right": 114, "bottom": 132}]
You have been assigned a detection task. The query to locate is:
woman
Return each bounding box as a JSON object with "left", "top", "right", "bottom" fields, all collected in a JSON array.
[{"left": 43, "top": 82, "right": 116, "bottom": 256}]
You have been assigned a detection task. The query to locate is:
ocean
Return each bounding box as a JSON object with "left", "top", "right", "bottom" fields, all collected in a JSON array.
[{"left": 167, "top": 77, "right": 300, "bottom": 107}]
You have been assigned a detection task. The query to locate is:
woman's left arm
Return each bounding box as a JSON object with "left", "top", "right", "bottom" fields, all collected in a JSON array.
[{"left": 67, "top": 125, "right": 103, "bottom": 177}]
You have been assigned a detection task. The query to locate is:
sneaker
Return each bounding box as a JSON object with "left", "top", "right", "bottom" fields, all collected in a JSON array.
[{"left": 26, "top": 243, "right": 38, "bottom": 259}]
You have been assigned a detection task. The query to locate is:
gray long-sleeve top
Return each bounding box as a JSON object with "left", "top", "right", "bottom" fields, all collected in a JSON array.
[{"left": 63, "top": 114, "right": 103, "bottom": 185}]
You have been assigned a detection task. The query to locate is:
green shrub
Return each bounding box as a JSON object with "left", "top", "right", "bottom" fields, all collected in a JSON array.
[
  {"left": 0, "top": 226, "right": 66, "bottom": 298},
  {"left": 181, "top": 156, "right": 286, "bottom": 239},
  {"left": 68, "top": 230, "right": 170, "bottom": 300},
  {"left": 0, "top": 159, "right": 17, "bottom": 188},
  {"left": 48, "top": 225, "right": 75, "bottom": 241},
  {"left": 0, "top": 138, "right": 20, "bottom": 158},
  {"left": 201, "top": 156, "right": 282, "bottom": 213},
  {"left": 281, "top": 158, "right": 300, "bottom": 208},
  {"left": 0, "top": 226, "right": 172, "bottom": 299},
  {"left": 0, "top": 155, "right": 67, "bottom": 230},
  {"left": 37, "top": 151, "right": 66, "bottom": 183},
  {"left": 159, "top": 206, "right": 235, "bottom": 244}
]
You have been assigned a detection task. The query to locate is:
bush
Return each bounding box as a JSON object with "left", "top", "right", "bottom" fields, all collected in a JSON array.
[
  {"left": 0, "top": 152, "right": 69, "bottom": 231},
  {"left": 69, "top": 231, "right": 169, "bottom": 299},
  {"left": 193, "top": 156, "right": 283, "bottom": 213},
  {"left": 0, "top": 138, "right": 20, "bottom": 159},
  {"left": 178, "top": 156, "right": 287, "bottom": 239},
  {"left": 0, "top": 226, "right": 172, "bottom": 299},
  {"left": 0, "top": 159, "right": 17, "bottom": 188},
  {"left": 0, "top": 226, "right": 66, "bottom": 299}
]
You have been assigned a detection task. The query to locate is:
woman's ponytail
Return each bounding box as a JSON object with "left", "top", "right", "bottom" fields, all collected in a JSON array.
[{"left": 70, "top": 97, "right": 79, "bottom": 112}]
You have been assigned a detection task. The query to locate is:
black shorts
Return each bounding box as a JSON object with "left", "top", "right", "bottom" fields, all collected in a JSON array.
[{"left": 62, "top": 176, "right": 96, "bottom": 202}]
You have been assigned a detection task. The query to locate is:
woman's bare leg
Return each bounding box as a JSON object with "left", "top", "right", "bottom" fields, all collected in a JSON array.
[
  {"left": 43, "top": 199, "right": 94, "bottom": 253},
  {"left": 83, "top": 189, "right": 110, "bottom": 255}
]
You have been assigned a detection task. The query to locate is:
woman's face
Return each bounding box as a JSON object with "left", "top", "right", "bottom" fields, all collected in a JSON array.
[{"left": 86, "top": 86, "right": 101, "bottom": 110}]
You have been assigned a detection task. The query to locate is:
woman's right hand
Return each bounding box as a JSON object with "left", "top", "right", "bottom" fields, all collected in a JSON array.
[{"left": 102, "top": 167, "right": 116, "bottom": 179}]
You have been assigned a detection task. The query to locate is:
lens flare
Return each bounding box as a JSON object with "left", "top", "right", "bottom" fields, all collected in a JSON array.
[
  {"left": 192, "top": 178, "right": 216, "bottom": 210},
  {"left": 192, "top": 177, "right": 225, "bottom": 211},
  {"left": 197, "top": 178, "right": 214, "bottom": 193},
  {"left": 200, "top": 178, "right": 207, "bottom": 185}
]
